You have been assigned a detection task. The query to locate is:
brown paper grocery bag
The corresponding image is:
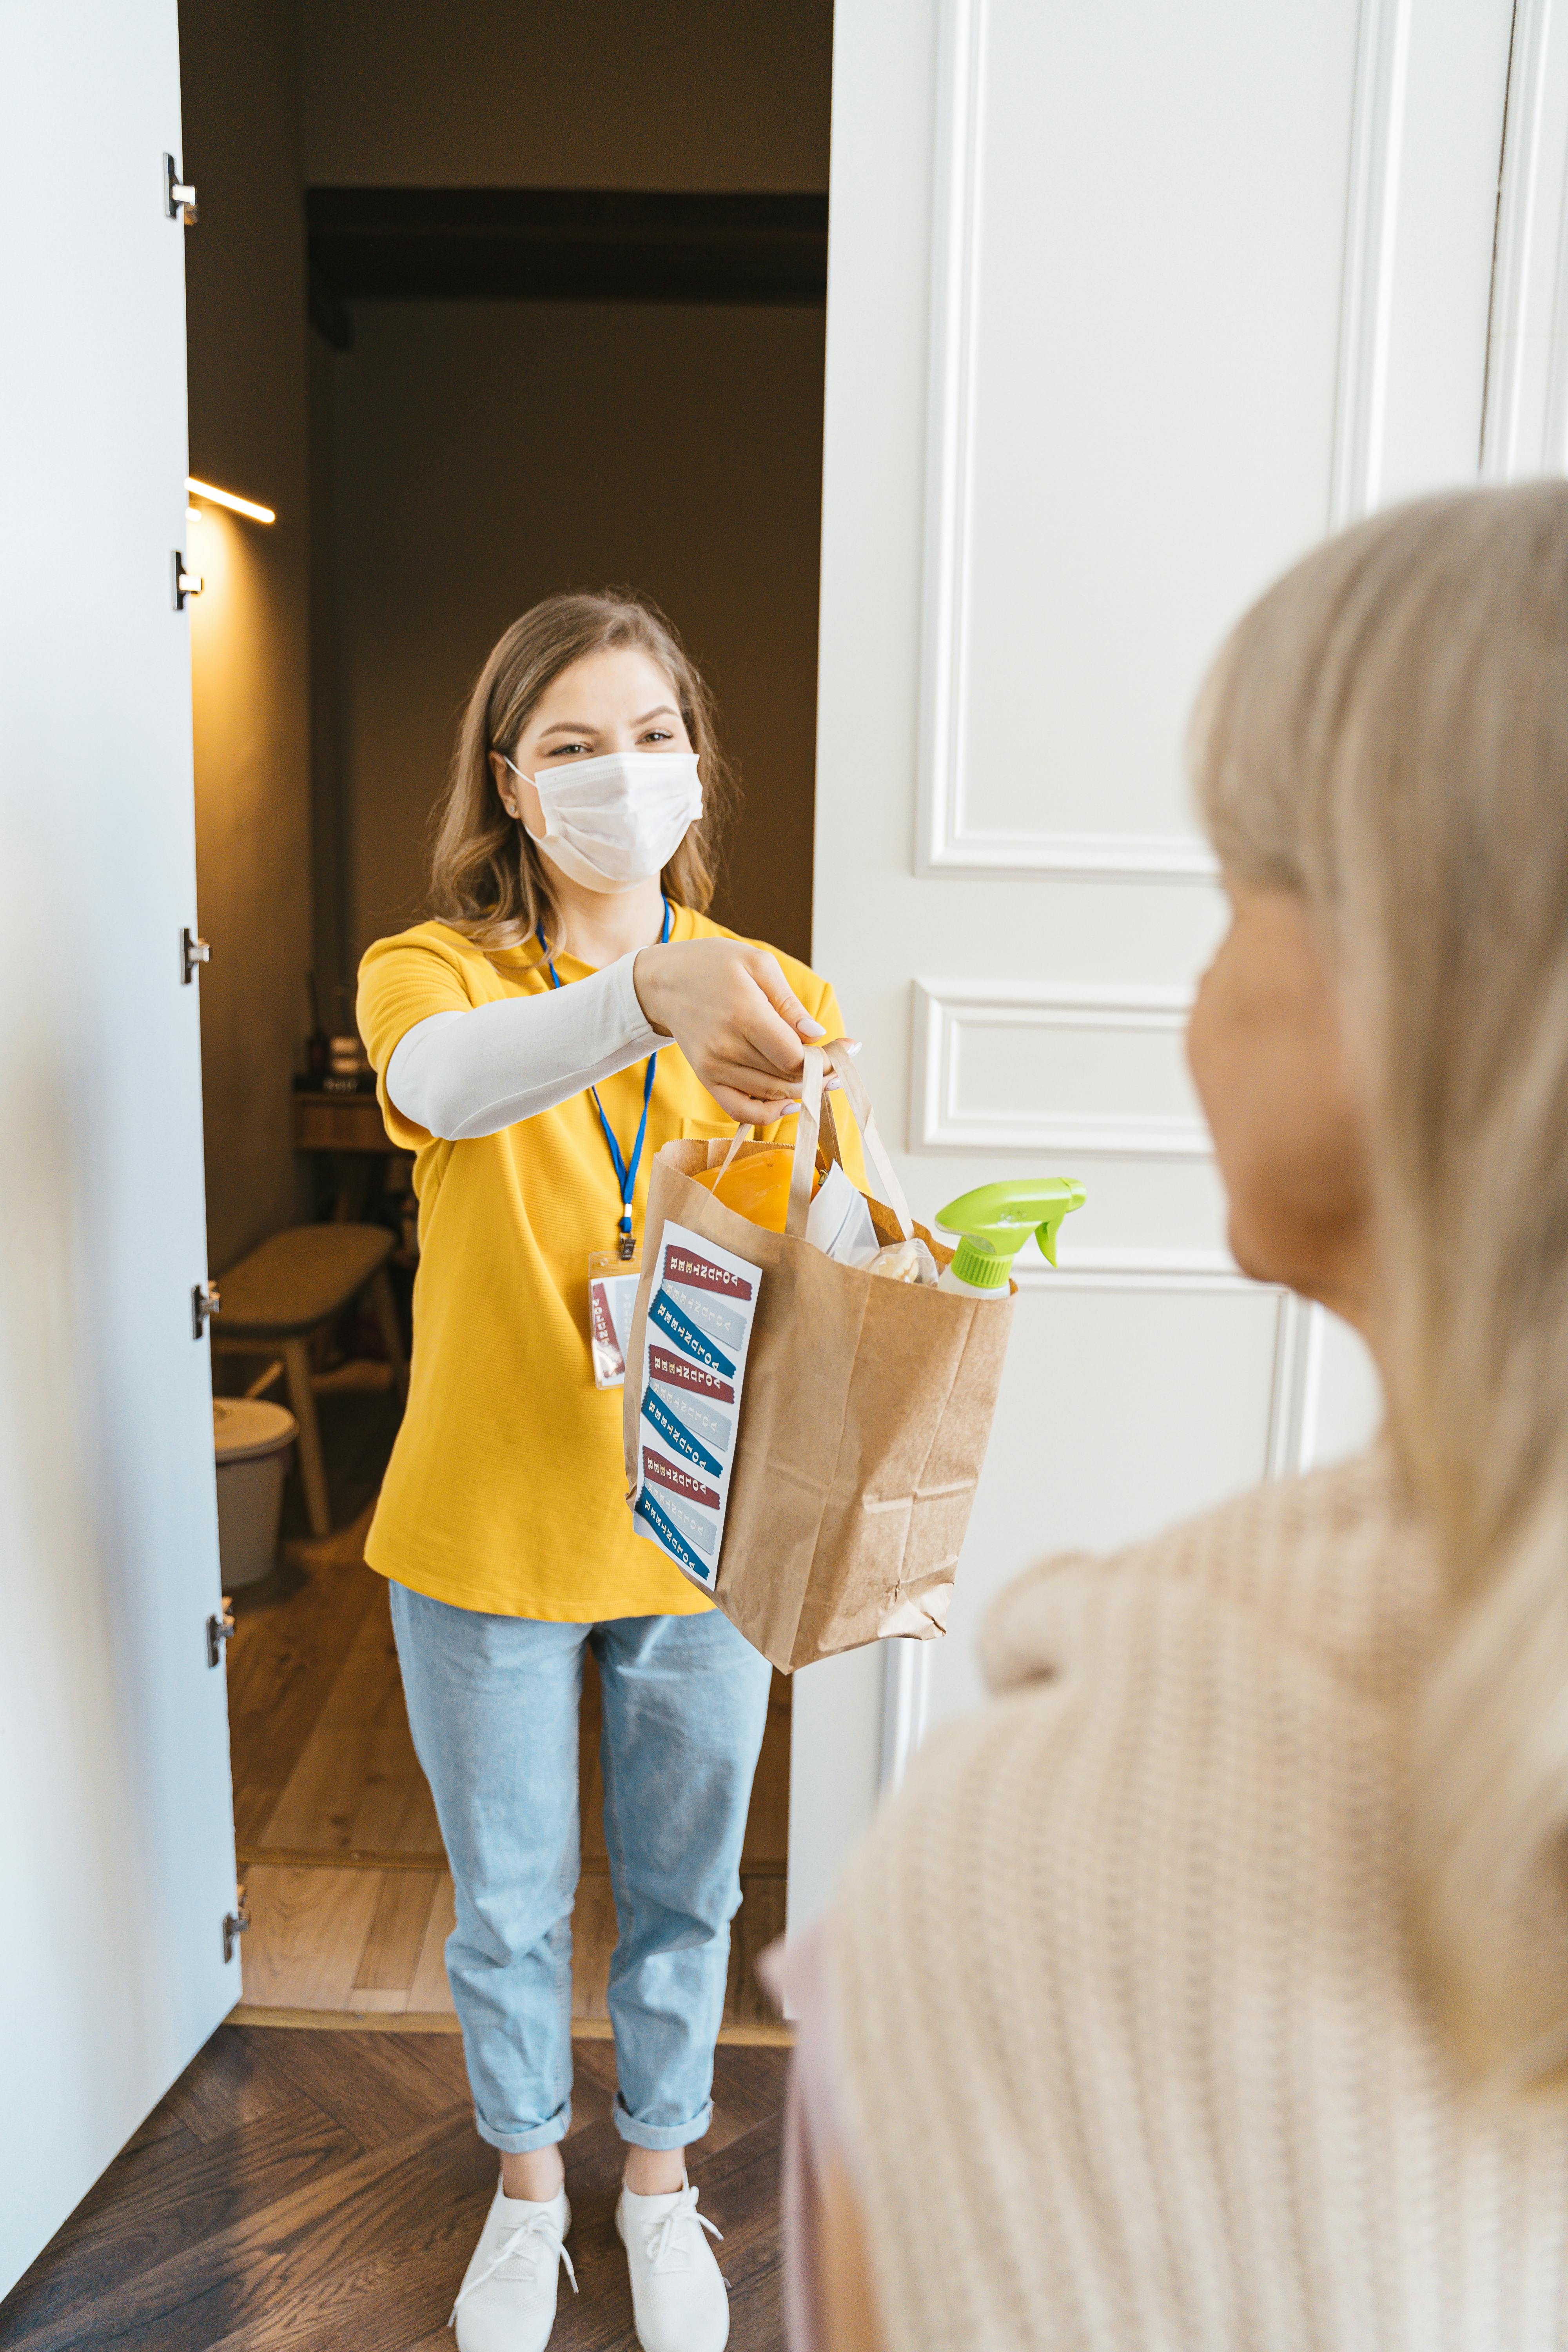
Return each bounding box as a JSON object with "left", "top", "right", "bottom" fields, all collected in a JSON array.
[{"left": 622, "top": 1040, "right": 1014, "bottom": 1672}]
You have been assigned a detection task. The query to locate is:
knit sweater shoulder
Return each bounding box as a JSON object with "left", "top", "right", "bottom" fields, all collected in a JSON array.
[{"left": 828, "top": 1451, "right": 1568, "bottom": 2351}]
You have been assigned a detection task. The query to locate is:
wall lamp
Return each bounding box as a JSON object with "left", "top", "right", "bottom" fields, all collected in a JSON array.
[{"left": 186, "top": 476, "right": 276, "bottom": 524}]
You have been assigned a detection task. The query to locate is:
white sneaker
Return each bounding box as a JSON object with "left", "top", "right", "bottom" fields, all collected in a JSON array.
[
  {"left": 615, "top": 2178, "right": 729, "bottom": 2352},
  {"left": 449, "top": 2178, "right": 576, "bottom": 2352}
]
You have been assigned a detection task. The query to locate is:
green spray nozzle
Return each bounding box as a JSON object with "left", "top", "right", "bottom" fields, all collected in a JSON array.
[{"left": 935, "top": 1178, "right": 1087, "bottom": 1285}]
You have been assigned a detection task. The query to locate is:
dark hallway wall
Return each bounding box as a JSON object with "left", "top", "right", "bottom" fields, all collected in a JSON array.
[
  {"left": 302, "top": 0, "right": 833, "bottom": 995},
  {"left": 324, "top": 298, "right": 827, "bottom": 973},
  {"left": 299, "top": 0, "right": 832, "bottom": 192},
  {"left": 180, "top": 0, "right": 312, "bottom": 1272},
  {"left": 179, "top": 0, "right": 833, "bottom": 1262}
]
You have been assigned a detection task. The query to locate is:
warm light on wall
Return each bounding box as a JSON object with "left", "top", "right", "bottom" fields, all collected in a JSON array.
[{"left": 187, "top": 476, "right": 276, "bottom": 524}]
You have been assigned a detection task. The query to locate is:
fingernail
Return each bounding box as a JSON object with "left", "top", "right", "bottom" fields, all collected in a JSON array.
[
  {"left": 779, "top": 1101, "right": 801, "bottom": 1116},
  {"left": 798, "top": 1017, "right": 827, "bottom": 1039}
]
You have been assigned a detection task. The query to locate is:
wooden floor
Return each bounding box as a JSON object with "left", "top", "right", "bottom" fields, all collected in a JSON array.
[
  {"left": 224, "top": 1381, "right": 791, "bottom": 2031},
  {"left": 0, "top": 2025, "right": 789, "bottom": 2350}
]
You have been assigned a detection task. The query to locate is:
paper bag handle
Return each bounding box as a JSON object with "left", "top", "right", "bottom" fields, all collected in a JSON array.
[
  {"left": 786, "top": 1051, "right": 822, "bottom": 1237},
  {"left": 709, "top": 1078, "right": 833, "bottom": 1238},
  {"left": 821, "top": 1036, "right": 914, "bottom": 1241},
  {"left": 782, "top": 1040, "right": 913, "bottom": 1243},
  {"left": 715, "top": 1125, "right": 752, "bottom": 1182}
]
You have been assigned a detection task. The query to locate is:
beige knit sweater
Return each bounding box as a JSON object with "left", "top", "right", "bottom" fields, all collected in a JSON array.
[{"left": 828, "top": 1452, "right": 1568, "bottom": 2349}]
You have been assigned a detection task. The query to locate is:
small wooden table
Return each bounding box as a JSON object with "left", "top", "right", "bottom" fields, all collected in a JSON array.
[
  {"left": 212, "top": 1223, "right": 407, "bottom": 1536},
  {"left": 293, "top": 1089, "right": 394, "bottom": 1221}
]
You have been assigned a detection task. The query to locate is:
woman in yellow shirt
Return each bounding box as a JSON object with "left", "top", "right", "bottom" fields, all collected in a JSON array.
[{"left": 358, "top": 591, "right": 852, "bottom": 2352}]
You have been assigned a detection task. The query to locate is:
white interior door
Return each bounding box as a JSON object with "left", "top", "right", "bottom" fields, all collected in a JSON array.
[
  {"left": 0, "top": 0, "right": 239, "bottom": 2295},
  {"left": 789, "top": 0, "right": 1515, "bottom": 1933}
]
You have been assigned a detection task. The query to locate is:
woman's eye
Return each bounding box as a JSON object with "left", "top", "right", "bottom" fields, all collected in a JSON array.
[
  {"left": 547, "top": 742, "right": 590, "bottom": 757},
  {"left": 641, "top": 729, "right": 673, "bottom": 744}
]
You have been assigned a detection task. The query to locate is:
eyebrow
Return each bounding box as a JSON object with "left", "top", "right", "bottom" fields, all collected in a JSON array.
[{"left": 538, "top": 704, "right": 679, "bottom": 733}]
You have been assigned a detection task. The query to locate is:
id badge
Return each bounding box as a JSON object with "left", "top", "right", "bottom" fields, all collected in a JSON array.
[{"left": 588, "top": 1250, "right": 642, "bottom": 1390}]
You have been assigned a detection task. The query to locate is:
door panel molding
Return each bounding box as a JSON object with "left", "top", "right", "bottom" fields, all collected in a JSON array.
[
  {"left": 1016, "top": 1257, "right": 1255, "bottom": 1292},
  {"left": 1330, "top": 0, "right": 1414, "bottom": 525},
  {"left": 913, "top": 0, "right": 1218, "bottom": 880},
  {"left": 911, "top": 977, "right": 1209, "bottom": 1158},
  {"left": 1483, "top": 0, "right": 1568, "bottom": 480}
]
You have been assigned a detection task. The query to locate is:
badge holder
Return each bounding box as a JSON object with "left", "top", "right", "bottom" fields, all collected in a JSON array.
[
  {"left": 539, "top": 897, "right": 672, "bottom": 1392},
  {"left": 588, "top": 1249, "right": 643, "bottom": 1390}
]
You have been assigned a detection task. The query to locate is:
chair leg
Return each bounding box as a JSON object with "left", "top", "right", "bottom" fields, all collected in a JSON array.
[
  {"left": 283, "top": 1336, "right": 331, "bottom": 1537},
  {"left": 368, "top": 1266, "right": 408, "bottom": 1398}
]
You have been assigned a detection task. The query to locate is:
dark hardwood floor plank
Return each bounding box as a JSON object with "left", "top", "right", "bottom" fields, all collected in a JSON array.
[
  {"left": 0, "top": 2100, "right": 359, "bottom": 2351},
  {"left": 569, "top": 2032, "right": 622, "bottom": 2106},
  {"left": 704, "top": 2043, "right": 796, "bottom": 2153},
  {"left": 726, "top": 2257, "right": 786, "bottom": 2348},
  {"left": 119, "top": 2101, "right": 192, "bottom": 2156},
  {"left": 0, "top": 2122, "right": 207, "bottom": 2331},
  {"left": 254, "top": 2025, "right": 470, "bottom": 2151},
  {"left": 163, "top": 2022, "right": 310, "bottom": 2145},
  {"left": 690, "top": 2129, "right": 789, "bottom": 2350},
  {"left": 203, "top": 2226, "right": 489, "bottom": 2352},
  {"left": 697, "top": 2114, "right": 784, "bottom": 2239},
  {"left": 549, "top": 2118, "right": 641, "bottom": 2351},
  {"left": 372, "top": 2025, "right": 471, "bottom": 2104},
  {"left": 11, "top": 2108, "right": 487, "bottom": 2352}
]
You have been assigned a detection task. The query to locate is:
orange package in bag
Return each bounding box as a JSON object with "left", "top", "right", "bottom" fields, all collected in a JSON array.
[{"left": 691, "top": 1145, "right": 820, "bottom": 1233}]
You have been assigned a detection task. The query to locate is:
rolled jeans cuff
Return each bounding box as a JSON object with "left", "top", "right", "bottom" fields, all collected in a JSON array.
[
  {"left": 613, "top": 2091, "right": 713, "bottom": 2151},
  {"left": 474, "top": 2095, "right": 572, "bottom": 2155}
]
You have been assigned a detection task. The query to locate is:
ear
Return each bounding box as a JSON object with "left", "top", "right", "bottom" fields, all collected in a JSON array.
[{"left": 487, "top": 748, "right": 518, "bottom": 816}]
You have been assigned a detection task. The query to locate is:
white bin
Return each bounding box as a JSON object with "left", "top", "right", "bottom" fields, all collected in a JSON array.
[{"left": 212, "top": 1397, "right": 299, "bottom": 1588}]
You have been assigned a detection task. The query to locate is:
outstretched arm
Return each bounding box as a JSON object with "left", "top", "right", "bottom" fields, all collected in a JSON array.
[
  {"left": 386, "top": 955, "right": 660, "bottom": 1140},
  {"left": 387, "top": 938, "right": 835, "bottom": 1140}
]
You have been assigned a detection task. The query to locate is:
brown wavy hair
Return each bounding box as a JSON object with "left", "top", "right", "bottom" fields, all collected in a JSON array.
[{"left": 427, "top": 590, "right": 734, "bottom": 953}]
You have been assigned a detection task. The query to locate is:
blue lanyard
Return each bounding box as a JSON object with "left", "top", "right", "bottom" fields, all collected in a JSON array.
[{"left": 537, "top": 897, "right": 672, "bottom": 1259}]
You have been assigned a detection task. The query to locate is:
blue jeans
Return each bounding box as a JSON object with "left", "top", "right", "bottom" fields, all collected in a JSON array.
[{"left": 388, "top": 1583, "right": 773, "bottom": 2154}]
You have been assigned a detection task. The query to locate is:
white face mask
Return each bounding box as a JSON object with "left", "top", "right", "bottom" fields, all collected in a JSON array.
[{"left": 504, "top": 750, "right": 703, "bottom": 894}]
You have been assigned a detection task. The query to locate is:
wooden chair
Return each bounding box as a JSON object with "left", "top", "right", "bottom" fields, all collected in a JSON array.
[{"left": 211, "top": 1223, "right": 406, "bottom": 1537}]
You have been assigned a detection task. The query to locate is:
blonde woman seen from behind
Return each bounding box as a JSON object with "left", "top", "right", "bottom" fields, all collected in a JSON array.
[{"left": 781, "top": 483, "right": 1568, "bottom": 2350}]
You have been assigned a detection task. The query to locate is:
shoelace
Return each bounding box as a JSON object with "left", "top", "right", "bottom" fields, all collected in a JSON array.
[
  {"left": 449, "top": 2207, "right": 578, "bottom": 2324},
  {"left": 642, "top": 2184, "right": 724, "bottom": 2274}
]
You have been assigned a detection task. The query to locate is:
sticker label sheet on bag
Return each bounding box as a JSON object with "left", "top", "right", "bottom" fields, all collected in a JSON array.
[{"left": 630, "top": 1221, "right": 760, "bottom": 1592}]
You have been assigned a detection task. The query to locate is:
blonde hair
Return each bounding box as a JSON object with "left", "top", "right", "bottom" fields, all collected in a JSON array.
[
  {"left": 428, "top": 590, "right": 733, "bottom": 953},
  {"left": 1193, "top": 481, "right": 1568, "bottom": 2083}
]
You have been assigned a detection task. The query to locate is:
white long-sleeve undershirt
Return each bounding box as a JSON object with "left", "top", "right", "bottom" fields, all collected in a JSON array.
[{"left": 385, "top": 951, "right": 666, "bottom": 1141}]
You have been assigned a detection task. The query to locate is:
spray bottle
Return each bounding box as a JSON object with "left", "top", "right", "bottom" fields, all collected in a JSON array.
[{"left": 933, "top": 1178, "right": 1087, "bottom": 1296}]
